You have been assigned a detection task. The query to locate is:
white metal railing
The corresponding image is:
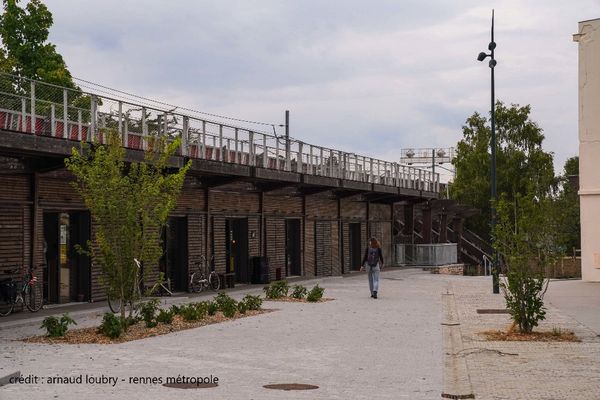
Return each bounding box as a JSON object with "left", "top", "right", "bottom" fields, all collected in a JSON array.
[
  {"left": 0, "top": 72, "right": 440, "bottom": 193},
  {"left": 482, "top": 254, "right": 492, "bottom": 276}
]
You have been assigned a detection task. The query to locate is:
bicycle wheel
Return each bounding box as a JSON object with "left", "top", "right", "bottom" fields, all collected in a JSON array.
[
  {"left": 208, "top": 272, "right": 220, "bottom": 291},
  {"left": 24, "top": 284, "right": 43, "bottom": 312},
  {"left": 189, "top": 273, "right": 202, "bottom": 293},
  {"left": 0, "top": 297, "right": 14, "bottom": 317},
  {"left": 107, "top": 293, "right": 122, "bottom": 314}
]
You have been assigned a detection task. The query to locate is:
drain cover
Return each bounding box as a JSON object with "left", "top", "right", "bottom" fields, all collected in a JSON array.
[
  {"left": 383, "top": 277, "right": 403, "bottom": 281},
  {"left": 476, "top": 309, "right": 510, "bottom": 314},
  {"left": 162, "top": 382, "right": 218, "bottom": 389},
  {"left": 263, "top": 383, "right": 319, "bottom": 391}
]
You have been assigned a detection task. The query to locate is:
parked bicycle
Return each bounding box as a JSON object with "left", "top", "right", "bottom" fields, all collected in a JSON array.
[
  {"left": 0, "top": 266, "right": 43, "bottom": 317},
  {"left": 189, "top": 255, "right": 220, "bottom": 293},
  {"left": 107, "top": 258, "right": 172, "bottom": 314}
]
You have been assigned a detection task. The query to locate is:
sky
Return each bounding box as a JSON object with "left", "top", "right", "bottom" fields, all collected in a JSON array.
[{"left": 44, "top": 0, "right": 600, "bottom": 181}]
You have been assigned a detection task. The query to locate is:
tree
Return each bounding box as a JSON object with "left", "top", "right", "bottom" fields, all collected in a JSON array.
[
  {"left": 451, "top": 101, "right": 556, "bottom": 239},
  {"left": 494, "top": 192, "right": 562, "bottom": 333},
  {"left": 0, "top": 0, "right": 76, "bottom": 88},
  {"left": 65, "top": 131, "right": 191, "bottom": 323},
  {"left": 555, "top": 156, "right": 580, "bottom": 254}
]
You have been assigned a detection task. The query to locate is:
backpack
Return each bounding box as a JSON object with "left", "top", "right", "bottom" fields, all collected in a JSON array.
[{"left": 367, "top": 247, "right": 379, "bottom": 267}]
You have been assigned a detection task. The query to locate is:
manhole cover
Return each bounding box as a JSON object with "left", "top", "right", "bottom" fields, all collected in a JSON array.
[
  {"left": 263, "top": 383, "right": 319, "bottom": 391},
  {"left": 162, "top": 382, "right": 218, "bottom": 389},
  {"left": 476, "top": 309, "right": 510, "bottom": 314},
  {"left": 383, "top": 277, "right": 403, "bottom": 281}
]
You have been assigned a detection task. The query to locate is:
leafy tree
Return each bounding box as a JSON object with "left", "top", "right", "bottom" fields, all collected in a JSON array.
[
  {"left": 494, "top": 192, "right": 562, "bottom": 333},
  {"left": 0, "top": 0, "right": 76, "bottom": 88},
  {"left": 65, "top": 131, "right": 191, "bottom": 323},
  {"left": 451, "top": 101, "right": 556, "bottom": 239},
  {"left": 555, "top": 156, "right": 580, "bottom": 254}
]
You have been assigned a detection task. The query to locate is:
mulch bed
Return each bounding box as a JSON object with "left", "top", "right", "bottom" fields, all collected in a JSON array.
[
  {"left": 22, "top": 309, "right": 275, "bottom": 345},
  {"left": 480, "top": 327, "right": 580, "bottom": 342},
  {"left": 263, "top": 297, "right": 334, "bottom": 303}
]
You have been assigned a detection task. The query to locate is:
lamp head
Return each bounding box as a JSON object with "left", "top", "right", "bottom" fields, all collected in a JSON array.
[{"left": 477, "top": 52, "right": 488, "bottom": 62}]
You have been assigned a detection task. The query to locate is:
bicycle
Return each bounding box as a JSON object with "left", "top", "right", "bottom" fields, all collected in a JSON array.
[
  {"left": 107, "top": 258, "right": 172, "bottom": 314},
  {"left": 189, "top": 255, "right": 220, "bottom": 293},
  {"left": 0, "top": 266, "right": 43, "bottom": 317}
]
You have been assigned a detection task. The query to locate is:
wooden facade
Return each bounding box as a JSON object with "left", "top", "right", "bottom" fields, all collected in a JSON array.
[{"left": 0, "top": 129, "right": 437, "bottom": 305}]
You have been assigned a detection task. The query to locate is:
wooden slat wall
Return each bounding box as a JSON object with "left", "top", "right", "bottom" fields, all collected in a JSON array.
[{"left": 0, "top": 207, "right": 24, "bottom": 278}]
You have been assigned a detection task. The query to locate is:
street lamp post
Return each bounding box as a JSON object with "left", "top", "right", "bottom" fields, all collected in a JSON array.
[{"left": 477, "top": 10, "right": 499, "bottom": 294}]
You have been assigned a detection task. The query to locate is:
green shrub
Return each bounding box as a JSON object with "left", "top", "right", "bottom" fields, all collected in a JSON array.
[
  {"left": 207, "top": 301, "right": 218, "bottom": 316},
  {"left": 169, "top": 304, "right": 181, "bottom": 315},
  {"left": 263, "top": 280, "right": 289, "bottom": 299},
  {"left": 139, "top": 298, "right": 160, "bottom": 328},
  {"left": 242, "top": 294, "right": 262, "bottom": 310},
  {"left": 179, "top": 304, "right": 203, "bottom": 321},
  {"left": 124, "top": 315, "right": 141, "bottom": 328},
  {"left": 237, "top": 301, "right": 248, "bottom": 314},
  {"left": 194, "top": 301, "right": 209, "bottom": 318},
  {"left": 291, "top": 285, "right": 307, "bottom": 299},
  {"left": 221, "top": 301, "right": 237, "bottom": 318},
  {"left": 98, "top": 313, "right": 123, "bottom": 338},
  {"left": 306, "top": 284, "right": 325, "bottom": 302},
  {"left": 214, "top": 292, "right": 235, "bottom": 309},
  {"left": 41, "top": 313, "right": 76, "bottom": 337},
  {"left": 156, "top": 309, "right": 174, "bottom": 324}
]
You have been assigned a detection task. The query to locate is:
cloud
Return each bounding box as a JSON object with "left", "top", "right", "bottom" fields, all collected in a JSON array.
[{"left": 44, "top": 0, "right": 598, "bottom": 178}]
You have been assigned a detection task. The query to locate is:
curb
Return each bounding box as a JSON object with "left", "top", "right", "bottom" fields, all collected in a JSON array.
[{"left": 441, "top": 282, "right": 475, "bottom": 399}]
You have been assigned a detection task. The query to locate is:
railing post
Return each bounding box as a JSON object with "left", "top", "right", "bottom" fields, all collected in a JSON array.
[
  {"left": 119, "top": 102, "right": 126, "bottom": 146},
  {"left": 201, "top": 121, "right": 207, "bottom": 159},
  {"left": 338, "top": 151, "right": 343, "bottom": 178},
  {"left": 263, "top": 134, "right": 267, "bottom": 168},
  {"left": 50, "top": 104, "right": 56, "bottom": 137},
  {"left": 285, "top": 137, "right": 291, "bottom": 171},
  {"left": 320, "top": 147, "right": 324, "bottom": 176},
  {"left": 30, "top": 81, "right": 36, "bottom": 134},
  {"left": 275, "top": 137, "right": 280, "bottom": 169},
  {"left": 297, "top": 142, "right": 303, "bottom": 173},
  {"left": 124, "top": 116, "right": 129, "bottom": 147},
  {"left": 63, "top": 89, "right": 68, "bottom": 138},
  {"left": 182, "top": 116, "right": 189, "bottom": 156},
  {"left": 77, "top": 110, "right": 82, "bottom": 141},
  {"left": 90, "top": 95, "right": 98, "bottom": 142},
  {"left": 249, "top": 131, "right": 254, "bottom": 166},
  {"left": 20, "top": 98, "right": 26, "bottom": 132},
  {"left": 309, "top": 145, "right": 313, "bottom": 174},
  {"left": 219, "top": 125, "right": 224, "bottom": 161},
  {"left": 141, "top": 107, "right": 147, "bottom": 150},
  {"left": 234, "top": 128, "right": 239, "bottom": 164},
  {"left": 394, "top": 163, "right": 399, "bottom": 186},
  {"left": 163, "top": 112, "right": 168, "bottom": 136}
]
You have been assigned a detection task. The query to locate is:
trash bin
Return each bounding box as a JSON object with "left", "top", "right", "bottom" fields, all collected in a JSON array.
[{"left": 251, "top": 257, "right": 270, "bottom": 284}]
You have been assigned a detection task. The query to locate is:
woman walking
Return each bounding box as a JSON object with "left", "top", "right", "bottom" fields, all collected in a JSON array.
[{"left": 360, "top": 237, "right": 384, "bottom": 298}]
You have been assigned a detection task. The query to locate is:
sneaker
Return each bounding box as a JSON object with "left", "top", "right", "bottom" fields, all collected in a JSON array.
[
  {"left": 370, "top": 293, "right": 374, "bottom": 298},
  {"left": 373, "top": 291, "right": 378, "bottom": 299}
]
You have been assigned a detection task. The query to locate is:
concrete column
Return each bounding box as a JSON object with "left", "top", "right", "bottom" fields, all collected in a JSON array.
[
  {"left": 422, "top": 206, "right": 432, "bottom": 244},
  {"left": 453, "top": 217, "right": 464, "bottom": 263},
  {"left": 439, "top": 212, "right": 448, "bottom": 243},
  {"left": 574, "top": 19, "right": 600, "bottom": 281}
]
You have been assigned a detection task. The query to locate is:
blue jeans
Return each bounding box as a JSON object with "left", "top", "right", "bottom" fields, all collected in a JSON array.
[{"left": 367, "top": 265, "right": 380, "bottom": 294}]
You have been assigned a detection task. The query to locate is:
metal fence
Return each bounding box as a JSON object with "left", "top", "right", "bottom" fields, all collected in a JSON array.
[
  {"left": 395, "top": 243, "right": 458, "bottom": 266},
  {"left": 0, "top": 72, "right": 440, "bottom": 193}
]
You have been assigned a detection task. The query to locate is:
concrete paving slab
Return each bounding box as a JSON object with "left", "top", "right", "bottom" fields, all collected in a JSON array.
[
  {"left": 545, "top": 279, "right": 600, "bottom": 334},
  {"left": 0, "top": 269, "right": 445, "bottom": 400}
]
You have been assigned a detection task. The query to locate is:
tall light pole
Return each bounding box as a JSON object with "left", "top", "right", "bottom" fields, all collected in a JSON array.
[{"left": 477, "top": 10, "right": 499, "bottom": 294}]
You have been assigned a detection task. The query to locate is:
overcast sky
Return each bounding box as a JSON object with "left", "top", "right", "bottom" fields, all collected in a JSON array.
[{"left": 44, "top": 0, "right": 599, "bottom": 179}]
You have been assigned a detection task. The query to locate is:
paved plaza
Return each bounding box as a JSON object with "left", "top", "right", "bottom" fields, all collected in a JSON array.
[{"left": 1, "top": 269, "right": 599, "bottom": 399}]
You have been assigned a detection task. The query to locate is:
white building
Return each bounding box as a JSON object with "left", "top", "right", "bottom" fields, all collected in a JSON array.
[{"left": 574, "top": 18, "right": 600, "bottom": 282}]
